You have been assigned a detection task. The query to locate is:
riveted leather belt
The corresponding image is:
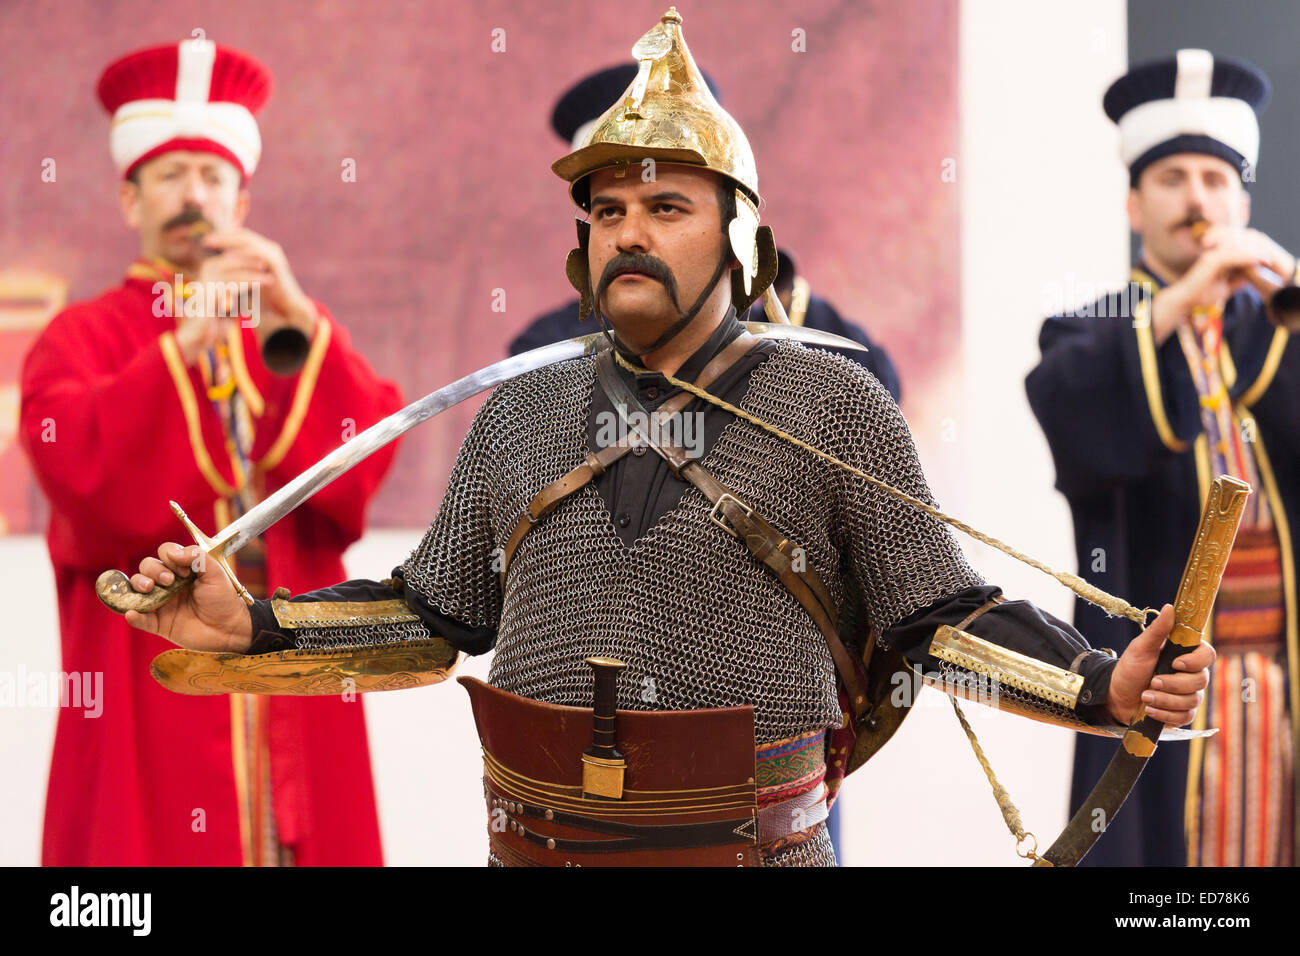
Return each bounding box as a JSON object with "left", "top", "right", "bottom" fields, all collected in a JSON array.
[
  {"left": 485, "top": 783, "right": 758, "bottom": 855},
  {"left": 462, "top": 677, "right": 760, "bottom": 867}
]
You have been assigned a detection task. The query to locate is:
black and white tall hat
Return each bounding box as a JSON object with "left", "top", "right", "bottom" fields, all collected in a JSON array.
[{"left": 1103, "top": 49, "right": 1270, "bottom": 184}]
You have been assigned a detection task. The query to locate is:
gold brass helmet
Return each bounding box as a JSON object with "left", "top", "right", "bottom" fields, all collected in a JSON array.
[{"left": 551, "top": 7, "right": 778, "bottom": 320}]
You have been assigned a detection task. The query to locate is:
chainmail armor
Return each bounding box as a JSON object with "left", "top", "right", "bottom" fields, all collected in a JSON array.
[
  {"left": 292, "top": 620, "right": 431, "bottom": 650},
  {"left": 761, "top": 823, "right": 838, "bottom": 867},
  {"left": 933, "top": 660, "right": 1087, "bottom": 727},
  {"left": 401, "top": 341, "right": 984, "bottom": 744}
]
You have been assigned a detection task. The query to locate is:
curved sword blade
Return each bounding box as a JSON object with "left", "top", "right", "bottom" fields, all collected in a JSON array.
[
  {"left": 213, "top": 335, "right": 593, "bottom": 555},
  {"left": 208, "top": 322, "right": 864, "bottom": 557},
  {"left": 744, "top": 321, "right": 868, "bottom": 352}
]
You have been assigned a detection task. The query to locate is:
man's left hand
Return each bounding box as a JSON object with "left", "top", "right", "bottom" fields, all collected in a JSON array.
[{"left": 1106, "top": 604, "right": 1216, "bottom": 726}]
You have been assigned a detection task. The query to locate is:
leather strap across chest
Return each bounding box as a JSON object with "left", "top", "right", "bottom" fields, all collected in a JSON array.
[
  {"left": 501, "top": 333, "right": 870, "bottom": 718},
  {"left": 499, "top": 333, "right": 759, "bottom": 584}
]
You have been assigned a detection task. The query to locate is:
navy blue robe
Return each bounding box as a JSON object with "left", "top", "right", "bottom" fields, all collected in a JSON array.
[
  {"left": 508, "top": 296, "right": 903, "bottom": 404},
  {"left": 1026, "top": 266, "right": 1300, "bottom": 866}
]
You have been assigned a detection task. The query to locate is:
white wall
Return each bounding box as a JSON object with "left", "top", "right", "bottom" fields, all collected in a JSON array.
[
  {"left": 0, "top": 537, "right": 60, "bottom": 865},
  {"left": 831, "top": 0, "right": 1129, "bottom": 865}
]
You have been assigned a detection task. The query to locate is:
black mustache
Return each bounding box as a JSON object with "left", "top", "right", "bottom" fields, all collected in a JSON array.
[
  {"left": 1176, "top": 209, "right": 1207, "bottom": 230},
  {"left": 163, "top": 207, "right": 212, "bottom": 233},
  {"left": 594, "top": 253, "right": 681, "bottom": 312}
]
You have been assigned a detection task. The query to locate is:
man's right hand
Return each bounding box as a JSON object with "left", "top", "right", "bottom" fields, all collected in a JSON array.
[{"left": 125, "top": 543, "right": 253, "bottom": 653}]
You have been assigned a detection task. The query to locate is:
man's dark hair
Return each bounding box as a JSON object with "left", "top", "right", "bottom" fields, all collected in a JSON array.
[{"left": 127, "top": 166, "right": 141, "bottom": 186}]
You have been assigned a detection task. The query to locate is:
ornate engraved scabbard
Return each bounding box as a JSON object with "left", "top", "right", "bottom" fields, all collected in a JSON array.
[
  {"left": 149, "top": 591, "right": 459, "bottom": 695},
  {"left": 1036, "top": 474, "right": 1251, "bottom": 867},
  {"left": 150, "top": 639, "right": 459, "bottom": 695}
]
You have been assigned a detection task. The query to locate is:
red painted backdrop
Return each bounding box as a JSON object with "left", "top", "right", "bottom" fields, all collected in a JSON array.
[{"left": 0, "top": 0, "right": 957, "bottom": 530}]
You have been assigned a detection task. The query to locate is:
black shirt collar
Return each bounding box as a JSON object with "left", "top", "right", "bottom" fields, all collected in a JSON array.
[{"left": 629, "top": 306, "right": 743, "bottom": 386}]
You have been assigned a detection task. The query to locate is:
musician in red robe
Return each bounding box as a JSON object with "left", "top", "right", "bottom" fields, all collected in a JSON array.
[{"left": 19, "top": 39, "right": 403, "bottom": 866}]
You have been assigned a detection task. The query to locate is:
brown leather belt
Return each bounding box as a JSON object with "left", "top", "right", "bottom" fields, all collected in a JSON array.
[
  {"left": 462, "top": 677, "right": 760, "bottom": 867},
  {"left": 488, "top": 790, "right": 758, "bottom": 855}
]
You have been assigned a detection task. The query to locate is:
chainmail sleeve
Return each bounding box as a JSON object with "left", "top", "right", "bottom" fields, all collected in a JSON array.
[
  {"left": 815, "top": 352, "right": 986, "bottom": 637},
  {"left": 807, "top": 349, "right": 1118, "bottom": 724},
  {"left": 398, "top": 381, "right": 514, "bottom": 641},
  {"left": 242, "top": 378, "right": 522, "bottom": 657}
]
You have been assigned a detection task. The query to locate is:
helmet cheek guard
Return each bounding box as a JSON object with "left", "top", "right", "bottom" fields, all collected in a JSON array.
[
  {"left": 733, "top": 223, "right": 778, "bottom": 317},
  {"left": 565, "top": 219, "right": 595, "bottom": 321}
]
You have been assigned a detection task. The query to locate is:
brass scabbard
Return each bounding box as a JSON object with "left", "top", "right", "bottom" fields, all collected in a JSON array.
[{"left": 150, "top": 639, "right": 459, "bottom": 696}]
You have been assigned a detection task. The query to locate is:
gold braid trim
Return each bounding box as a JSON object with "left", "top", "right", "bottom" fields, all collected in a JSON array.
[{"left": 616, "top": 351, "right": 1157, "bottom": 626}]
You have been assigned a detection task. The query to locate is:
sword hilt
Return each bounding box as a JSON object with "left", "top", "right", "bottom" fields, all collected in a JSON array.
[
  {"left": 1035, "top": 474, "right": 1251, "bottom": 867},
  {"left": 582, "top": 656, "right": 627, "bottom": 800},
  {"left": 1122, "top": 474, "right": 1251, "bottom": 754},
  {"left": 95, "top": 501, "right": 252, "bottom": 615}
]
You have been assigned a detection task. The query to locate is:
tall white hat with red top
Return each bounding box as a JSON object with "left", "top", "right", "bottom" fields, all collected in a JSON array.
[{"left": 96, "top": 37, "right": 272, "bottom": 181}]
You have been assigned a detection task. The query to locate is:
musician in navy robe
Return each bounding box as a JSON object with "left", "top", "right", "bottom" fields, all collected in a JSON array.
[{"left": 1026, "top": 50, "right": 1300, "bottom": 866}]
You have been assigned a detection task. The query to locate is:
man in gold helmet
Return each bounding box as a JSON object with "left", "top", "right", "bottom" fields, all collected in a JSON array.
[
  {"left": 509, "top": 63, "right": 901, "bottom": 403},
  {"left": 119, "top": 9, "right": 1214, "bottom": 866}
]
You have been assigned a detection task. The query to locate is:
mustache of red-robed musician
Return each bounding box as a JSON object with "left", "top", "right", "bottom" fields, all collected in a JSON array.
[{"left": 162, "top": 206, "right": 213, "bottom": 234}]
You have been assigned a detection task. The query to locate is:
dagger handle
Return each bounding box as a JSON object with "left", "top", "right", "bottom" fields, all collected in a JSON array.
[{"left": 585, "top": 656, "right": 626, "bottom": 759}]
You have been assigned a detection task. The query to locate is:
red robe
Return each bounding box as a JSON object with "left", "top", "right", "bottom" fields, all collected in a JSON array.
[{"left": 20, "top": 263, "right": 403, "bottom": 866}]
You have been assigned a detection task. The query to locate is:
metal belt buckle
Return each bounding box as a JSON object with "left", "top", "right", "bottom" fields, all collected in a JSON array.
[{"left": 709, "top": 493, "right": 753, "bottom": 539}]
